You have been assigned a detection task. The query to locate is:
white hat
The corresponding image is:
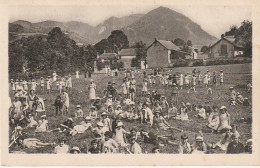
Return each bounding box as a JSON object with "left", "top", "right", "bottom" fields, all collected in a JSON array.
[
  {"left": 90, "top": 79, "right": 94, "bottom": 82},
  {"left": 85, "top": 116, "right": 91, "bottom": 121},
  {"left": 97, "top": 122, "right": 104, "bottom": 127},
  {"left": 67, "top": 118, "right": 74, "bottom": 122},
  {"left": 116, "top": 122, "right": 123, "bottom": 127},
  {"left": 16, "top": 126, "right": 22, "bottom": 130},
  {"left": 101, "top": 112, "right": 108, "bottom": 116},
  {"left": 226, "top": 125, "right": 232, "bottom": 130},
  {"left": 195, "top": 135, "right": 203, "bottom": 142},
  {"left": 96, "top": 97, "right": 100, "bottom": 100},
  {"left": 108, "top": 95, "right": 112, "bottom": 98},
  {"left": 41, "top": 115, "right": 47, "bottom": 119},
  {"left": 90, "top": 106, "right": 96, "bottom": 109},
  {"left": 246, "top": 139, "right": 252, "bottom": 144},
  {"left": 76, "top": 105, "right": 81, "bottom": 108},
  {"left": 117, "top": 105, "right": 122, "bottom": 108},
  {"left": 220, "top": 106, "right": 227, "bottom": 110},
  {"left": 71, "top": 146, "right": 81, "bottom": 153},
  {"left": 186, "top": 102, "right": 191, "bottom": 106}
]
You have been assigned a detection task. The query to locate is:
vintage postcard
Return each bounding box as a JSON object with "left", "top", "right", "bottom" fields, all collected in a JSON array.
[{"left": 1, "top": 0, "right": 260, "bottom": 166}]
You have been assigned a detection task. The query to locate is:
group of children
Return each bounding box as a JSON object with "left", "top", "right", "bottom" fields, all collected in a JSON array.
[{"left": 9, "top": 68, "right": 252, "bottom": 154}]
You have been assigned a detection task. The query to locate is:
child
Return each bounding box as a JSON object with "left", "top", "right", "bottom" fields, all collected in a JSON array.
[
  {"left": 103, "top": 131, "right": 119, "bottom": 153},
  {"left": 75, "top": 70, "right": 80, "bottom": 79},
  {"left": 152, "top": 111, "right": 171, "bottom": 130},
  {"left": 35, "top": 115, "right": 48, "bottom": 133},
  {"left": 70, "top": 146, "right": 81, "bottom": 154},
  {"left": 46, "top": 77, "right": 52, "bottom": 95},
  {"left": 22, "top": 80, "right": 28, "bottom": 91},
  {"left": 175, "top": 102, "right": 189, "bottom": 121},
  {"left": 40, "top": 77, "right": 45, "bottom": 92},
  {"left": 114, "top": 122, "right": 130, "bottom": 147},
  {"left": 171, "top": 83, "right": 179, "bottom": 104},
  {"left": 160, "top": 96, "right": 169, "bottom": 117},
  {"left": 54, "top": 95, "right": 63, "bottom": 116},
  {"left": 74, "top": 105, "right": 83, "bottom": 119},
  {"left": 142, "top": 79, "right": 148, "bottom": 97},
  {"left": 167, "top": 103, "right": 178, "bottom": 119},
  {"left": 217, "top": 106, "right": 231, "bottom": 133},
  {"left": 203, "top": 73, "right": 209, "bottom": 88},
  {"left": 88, "top": 139, "right": 101, "bottom": 154},
  {"left": 178, "top": 134, "right": 192, "bottom": 154},
  {"left": 101, "top": 112, "right": 112, "bottom": 132},
  {"left": 196, "top": 105, "right": 206, "bottom": 119},
  {"left": 89, "top": 106, "right": 98, "bottom": 120},
  {"left": 69, "top": 117, "right": 92, "bottom": 136},
  {"left": 192, "top": 133, "right": 207, "bottom": 154},
  {"left": 207, "top": 105, "right": 220, "bottom": 131},
  {"left": 129, "top": 137, "right": 142, "bottom": 154},
  {"left": 27, "top": 113, "right": 38, "bottom": 128},
  {"left": 54, "top": 138, "right": 69, "bottom": 154}
]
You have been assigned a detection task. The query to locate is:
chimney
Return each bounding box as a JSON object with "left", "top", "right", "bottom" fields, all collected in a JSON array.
[{"left": 154, "top": 37, "right": 157, "bottom": 42}]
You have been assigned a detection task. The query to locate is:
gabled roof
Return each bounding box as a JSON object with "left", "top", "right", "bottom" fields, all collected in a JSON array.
[
  {"left": 209, "top": 36, "right": 243, "bottom": 49},
  {"left": 99, "top": 53, "right": 117, "bottom": 60},
  {"left": 147, "top": 39, "right": 180, "bottom": 51},
  {"left": 118, "top": 48, "right": 137, "bottom": 56},
  {"left": 157, "top": 40, "right": 180, "bottom": 50}
]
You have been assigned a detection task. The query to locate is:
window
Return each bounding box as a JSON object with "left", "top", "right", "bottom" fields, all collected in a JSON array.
[{"left": 220, "top": 44, "right": 228, "bottom": 56}]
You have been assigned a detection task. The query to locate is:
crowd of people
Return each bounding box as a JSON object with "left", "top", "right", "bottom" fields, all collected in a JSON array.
[{"left": 9, "top": 68, "right": 252, "bottom": 154}]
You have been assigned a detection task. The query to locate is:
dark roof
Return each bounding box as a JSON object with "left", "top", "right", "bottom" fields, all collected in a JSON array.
[
  {"left": 118, "top": 48, "right": 137, "bottom": 56},
  {"left": 147, "top": 39, "right": 191, "bottom": 55},
  {"left": 157, "top": 40, "right": 180, "bottom": 50},
  {"left": 209, "top": 36, "right": 243, "bottom": 50},
  {"left": 99, "top": 53, "right": 117, "bottom": 60}
]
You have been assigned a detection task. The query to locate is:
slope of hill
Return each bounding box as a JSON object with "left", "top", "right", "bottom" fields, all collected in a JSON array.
[
  {"left": 11, "top": 6, "right": 217, "bottom": 45},
  {"left": 122, "top": 7, "right": 217, "bottom": 45},
  {"left": 95, "top": 14, "right": 144, "bottom": 40}
]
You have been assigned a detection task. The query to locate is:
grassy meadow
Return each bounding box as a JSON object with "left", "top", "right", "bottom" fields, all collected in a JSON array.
[{"left": 9, "top": 63, "right": 252, "bottom": 154}]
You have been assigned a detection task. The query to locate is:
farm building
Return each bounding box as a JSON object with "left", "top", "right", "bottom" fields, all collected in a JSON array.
[
  {"left": 146, "top": 39, "right": 190, "bottom": 68},
  {"left": 98, "top": 52, "right": 118, "bottom": 63},
  {"left": 206, "top": 36, "right": 244, "bottom": 58},
  {"left": 118, "top": 48, "right": 137, "bottom": 68}
]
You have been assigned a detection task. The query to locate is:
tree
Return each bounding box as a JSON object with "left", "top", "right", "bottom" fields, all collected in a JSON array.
[
  {"left": 173, "top": 38, "right": 185, "bottom": 46},
  {"left": 130, "top": 41, "right": 147, "bottom": 68},
  {"left": 107, "top": 30, "right": 129, "bottom": 53},
  {"left": 187, "top": 40, "right": 192, "bottom": 47},
  {"left": 201, "top": 46, "right": 209, "bottom": 53},
  {"left": 224, "top": 20, "right": 252, "bottom": 57}
]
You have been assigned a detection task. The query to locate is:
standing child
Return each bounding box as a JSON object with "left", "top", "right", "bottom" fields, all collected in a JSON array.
[
  {"left": 89, "top": 79, "right": 96, "bottom": 104},
  {"left": 219, "top": 70, "right": 224, "bottom": 85},
  {"left": 46, "top": 76, "right": 52, "bottom": 95},
  {"left": 40, "top": 77, "right": 45, "bottom": 92},
  {"left": 142, "top": 79, "right": 148, "bottom": 97},
  {"left": 75, "top": 70, "right": 79, "bottom": 79}
]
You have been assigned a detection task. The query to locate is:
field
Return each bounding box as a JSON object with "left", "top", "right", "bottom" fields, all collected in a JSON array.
[{"left": 9, "top": 63, "right": 252, "bottom": 154}]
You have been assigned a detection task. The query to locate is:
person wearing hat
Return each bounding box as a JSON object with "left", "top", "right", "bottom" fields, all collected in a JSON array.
[
  {"left": 152, "top": 110, "right": 171, "bottom": 130},
  {"left": 192, "top": 133, "right": 207, "bottom": 154},
  {"left": 30, "top": 79, "right": 37, "bottom": 92},
  {"left": 207, "top": 105, "right": 220, "bottom": 131},
  {"left": 246, "top": 80, "right": 252, "bottom": 93},
  {"left": 40, "top": 77, "right": 45, "bottom": 92},
  {"left": 129, "top": 136, "right": 142, "bottom": 154},
  {"left": 54, "top": 137, "right": 69, "bottom": 154},
  {"left": 167, "top": 102, "right": 178, "bottom": 120},
  {"left": 16, "top": 135, "right": 55, "bottom": 149},
  {"left": 88, "top": 139, "right": 101, "bottom": 154},
  {"left": 10, "top": 95, "right": 23, "bottom": 124},
  {"left": 217, "top": 106, "right": 231, "bottom": 133},
  {"left": 114, "top": 122, "right": 130, "bottom": 147},
  {"left": 92, "top": 122, "right": 106, "bottom": 140},
  {"left": 60, "top": 90, "right": 69, "bottom": 115},
  {"left": 33, "top": 95, "right": 46, "bottom": 116},
  {"left": 142, "top": 103, "right": 154, "bottom": 125},
  {"left": 70, "top": 146, "right": 81, "bottom": 154},
  {"left": 52, "top": 71, "right": 57, "bottom": 82},
  {"left": 171, "top": 83, "right": 179, "bottom": 104},
  {"left": 69, "top": 117, "right": 92, "bottom": 136},
  {"left": 22, "top": 79, "right": 29, "bottom": 91},
  {"left": 178, "top": 134, "right": 192, "bottom": 154},
  {"left": 74, "top": 105, "right": 83, "bottom": 119},
  {"left": 50, "top": 118, "right": 74, "bottom": 133},
  {"left": 226, "top": 132, "right": 244, "bottom": 154},
  {"left": 35, "top": 115, "right": 49, "bottom": 133},
  {"left": 101, "top": 112, "right": 112, "bottom": 132},
  {"left": 142, "top": 78, "right": 148, "bottom": 97},
  {"left": 89, "top": 105, "right": 98, "bottom": 120},
  {"left": 114, "top": 105, "right": 123, "bottom": 117},
  {"left": 88, "top": 79, "right": 96, "bottom": 103},
  {"left": 175, "top": 102, "right": 189, "bottom": 121},
  {"left": 245, "top": 139, "right": 252, "bottom": 154},
  {"left": 10, "top": 79, "right": 16, "bottom": 93},
  {"left": 159, "top": 96, "right": 169, "bottom": 117},
  {"left": 103, "top": 131, "right": 119, "bottom": 153},
  {"left": 196, "top": 105, "right": 206, "bottom": 119},
  {"left": 210, "top": 125, "right": 233, "bottom": 151}
]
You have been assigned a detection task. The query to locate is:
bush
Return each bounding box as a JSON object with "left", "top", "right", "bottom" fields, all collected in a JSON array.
[
  {"left": 171, "top": 59, "right": 190, "bottom": 67},
  {"left": 192, "top": 60, "right": 204, "bottom": 66}
]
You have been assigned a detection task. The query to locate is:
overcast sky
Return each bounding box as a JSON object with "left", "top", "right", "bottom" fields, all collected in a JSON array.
[{"left": 9, "top": 5, "right": 252, "bottom": 38}]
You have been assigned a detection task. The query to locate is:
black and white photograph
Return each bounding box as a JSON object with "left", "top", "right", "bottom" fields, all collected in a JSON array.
[{"left": 1, "top": 0, "right": 260, "bottom": 166}]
